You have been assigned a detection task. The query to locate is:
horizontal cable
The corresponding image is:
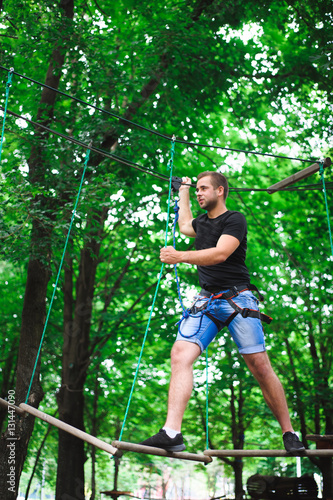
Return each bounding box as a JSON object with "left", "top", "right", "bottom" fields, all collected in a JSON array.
[
  {"left": 178, "top": 139, "right": 314, "bottom": 163},
  {"left": 0, "top": 65, "right": 172, "bottom": 140},
  {"left": 0, "top": 65, "right": 316, "bottom": 163},
  {"left": 1, "top": 106, "right": 330, "bottom": 193},
  {"left": 0, "top": 105, "right": 169, "bottom": 182},
  {"left": 230, "top": 183, "right": 333, "bottom": 192}
]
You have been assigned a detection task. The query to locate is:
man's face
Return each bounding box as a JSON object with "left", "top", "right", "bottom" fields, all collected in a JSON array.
[{"left": 196, "top": 176, "right": 220, "bottom": 211}]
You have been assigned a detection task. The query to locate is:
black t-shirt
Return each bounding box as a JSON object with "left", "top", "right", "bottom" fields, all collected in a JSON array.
[{"left": 192, "top": 210, "right": 250, "bottom": 290}]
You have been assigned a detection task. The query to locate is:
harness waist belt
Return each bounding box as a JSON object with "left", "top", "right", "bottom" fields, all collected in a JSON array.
[
  {"left": 201, "top": 284, "right": 263, "bottom": 300},
  {"left": 199, "top": 284, "right": 272, "bottom": 325},
  {"left": 204, "top": 283, "right": 250, "bottom": 294}
]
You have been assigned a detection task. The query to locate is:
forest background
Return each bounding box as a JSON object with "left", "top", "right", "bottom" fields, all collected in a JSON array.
[{"left": 0, "top": 0, "right": 332, "bottom": 499}]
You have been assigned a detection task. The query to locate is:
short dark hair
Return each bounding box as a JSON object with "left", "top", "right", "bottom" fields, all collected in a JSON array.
[{"left": 197, "top": 171, "right": 229, "bottom": 200}]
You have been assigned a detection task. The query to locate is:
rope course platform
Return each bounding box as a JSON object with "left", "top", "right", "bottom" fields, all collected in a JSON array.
[
  {"left": 0, "top": 397, "right": 25, "bottom": 416},
  {"left": 204, "top": 448, "right": 333, "bottom": 458},
  {"left": 267, "top": 157, "right": 332, "bottom": 193},
  {"left": 112, "top": 440, "right": 212, "bottom": 463}
]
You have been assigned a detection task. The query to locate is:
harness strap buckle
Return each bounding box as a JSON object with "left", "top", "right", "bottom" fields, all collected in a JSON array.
[{"left": 241, "top": 308, "right": 250, "bottom": 318}]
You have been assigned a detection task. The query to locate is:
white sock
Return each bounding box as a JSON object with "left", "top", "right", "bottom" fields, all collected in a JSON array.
[{"left": 163, "top": 427, "right": 179, "bottom": 438}]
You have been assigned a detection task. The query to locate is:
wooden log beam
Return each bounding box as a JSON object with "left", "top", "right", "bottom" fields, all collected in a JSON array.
[
  {"left": 306, "top": 434, "right": 333, "bottom": 450},
  {"left": 20, "top": 403, "right": 120, "bottom": 456},
  {"left": 0, "top": 397, "right": 25, "bottom": 416},
  {"left": 112, "top": 440, "right": 212, "bottom": 463},
  {"left": 204, "top": 448, "right": 333, "bottom": 457},
  {"left": 267, "top": 157, "right": 331, "bottom": 194},
  {"left": 307, "top": 434, "right": 333, "bottom": 441}
]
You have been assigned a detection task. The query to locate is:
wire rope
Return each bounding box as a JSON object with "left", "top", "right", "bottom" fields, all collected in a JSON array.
[
  {"left": 1, "top": 105, "right": 330, "bottom": 194},
  {"left": 0, "top": 105, "right": 170, "bottom": 182},
  {"left": 0, "top": 65, "right": 172, "bottom": 141},
  {"left": 0, "top": 65, "right": 316, "bottom": 164},
  {"left": 176, "top": 138, "right": 313, "bottom": 163}
]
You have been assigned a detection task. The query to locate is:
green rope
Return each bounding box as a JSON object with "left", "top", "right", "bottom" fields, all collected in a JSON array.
[
  {"left": 319, "top": 162, "right": 333, "bottom": 258},
  {"left": 205, "top": 348, "right": 209, "bottom": 450},
  {"left": 119, "top": 138, "right": 176, "bottom": 441},
  {"left": 25, "top": 148, "right": 91, "bottom": 404},
  {"left": 0, "top": 68, "right": 14, "bottom": 163}
]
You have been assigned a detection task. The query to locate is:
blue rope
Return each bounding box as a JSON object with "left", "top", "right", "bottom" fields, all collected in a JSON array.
[
  {"left": 172, "top": 187, "right": 211, "bottom": 450},
  {"left": 206, "top": 348, "right": 209, "bottom": 450},
  {"left": 25, "top": 148, "right": 91, "bottom": 403},
  {"left": 173, "top": 200, "right": 187, "bottom": 313},
  {"left": 118, "top": 137, "right": 176, "bottom": 441},
  {"left": 173, "top": 198, "right": 214, "bottom": 338},
  {"left": 0, "top": 68, "right": 14, "bottom": 163},
  {"left": 319, "top": 162, "right": 333, "bottom": 258}
]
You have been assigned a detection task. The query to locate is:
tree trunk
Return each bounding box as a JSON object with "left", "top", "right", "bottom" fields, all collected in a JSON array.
[
  {"left": 234, "top": 459, "right": 244, "bottom": 500},
  {"left": 320, "top": 457, "right": 333, "bottom": 500},
  {"left": 0, "top": 2, "right": 74, "bottom": 497},
  {"left": 0, "top": 233, "right": 51, "bottom": 498},
  {"left": 56, "top": 207, "right": 108, "bottom": 499},
  {"left": 0, "top": 340, "right": 18, "bottom": 433},
  {"left": 24, "top": 421, "right": 53, "bottom": 500}
]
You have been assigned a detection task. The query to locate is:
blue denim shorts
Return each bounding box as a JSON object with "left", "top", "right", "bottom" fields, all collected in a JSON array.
[{"left": 176, "top": 290, "right": 266, "bottom": 354}]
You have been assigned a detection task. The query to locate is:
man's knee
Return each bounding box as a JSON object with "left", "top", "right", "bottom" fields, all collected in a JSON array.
[
  {"left": 171, "top": 341, "right": 201, "bottom": 367},
  {"left": 243, "top": 352, "right": 275, "bottom": 380}
]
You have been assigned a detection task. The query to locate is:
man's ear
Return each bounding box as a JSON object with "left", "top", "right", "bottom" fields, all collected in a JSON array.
[{"left": 217, "top": 185, "right": 224, "bottom": 198}]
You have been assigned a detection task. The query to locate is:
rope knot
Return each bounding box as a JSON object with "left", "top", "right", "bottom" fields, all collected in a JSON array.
[
  {"left": 175, "top": 308, "right": 190, "bottom": 327},
  {"left": 183, "top": 308, "right": 190, "bottom": 319}
]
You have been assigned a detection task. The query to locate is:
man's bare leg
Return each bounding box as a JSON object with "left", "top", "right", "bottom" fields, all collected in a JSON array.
[
  {"left": 164, "top": 341, "right": 201, "bottom": 432},
  {"left": 242, "top": 351, "right": 293, "bottom": 433},
  {"left": 139, "top": 340, "right": 201, "bottom": 450}
]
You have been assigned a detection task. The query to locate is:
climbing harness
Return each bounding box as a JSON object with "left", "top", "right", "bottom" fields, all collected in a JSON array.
[
  {"left": 176, "top": 284, "right": 272, "bottom": 340},
  {"left": 170, "top": 177, "right": 272, "bottom": 338},
  {"left": 199, "top": 285, "right": 272, "bottom": 327}
]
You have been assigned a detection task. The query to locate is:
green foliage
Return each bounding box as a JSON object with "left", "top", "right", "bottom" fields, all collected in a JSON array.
[{"left": 0, "top": 0, "right": 332, "bottom": 496}]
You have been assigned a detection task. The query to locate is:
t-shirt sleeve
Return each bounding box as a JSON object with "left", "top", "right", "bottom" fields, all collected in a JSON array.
[
  {"left": 222, "top": 212, "right": 247, "bottom": 242},
  {"left": 192, "top": 218, "right": 197, "bottom": 232}
]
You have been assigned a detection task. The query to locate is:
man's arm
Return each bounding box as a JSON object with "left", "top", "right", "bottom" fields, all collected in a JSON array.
[
  {"left": 177, "top": 177, "right": 196, "bottom": 237},
  {"left": 160, "top": 234, "right": 240, "bottom": 265}
]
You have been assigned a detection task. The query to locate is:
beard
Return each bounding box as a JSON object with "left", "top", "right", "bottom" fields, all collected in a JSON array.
[{"left": 199, "top": 197, "right": 218, "bottom": 211}]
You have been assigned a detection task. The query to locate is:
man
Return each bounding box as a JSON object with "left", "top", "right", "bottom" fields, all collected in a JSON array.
[{"left": 141, "top": 171, "right": 305, "bottom": 454}]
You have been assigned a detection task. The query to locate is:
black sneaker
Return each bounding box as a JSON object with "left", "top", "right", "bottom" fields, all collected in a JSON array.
[
  {"left": 140, "top": 429, "right": 186, "bottom": 452},
  {"left": 283, "top": 432, "right": 306, "bottom": 455}
]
